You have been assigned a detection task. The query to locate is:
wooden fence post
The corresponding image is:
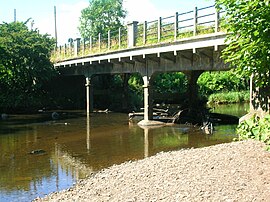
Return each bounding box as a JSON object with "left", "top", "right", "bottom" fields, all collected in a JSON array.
[
  {"left": 143, "top": 21, "right": 147, "bottom": 44},
  {"left": 118, "top": 27, "right": 121, "bottom": 49},
  {"left": 174, "top": 12, "right": 179, "bottom": 41},
  {"left": 158, "top": 17, "right": 162, "bottom": 42},
  {"left": 89, "top": 36, "right": 92, "bottom": 52},
  {"left": 108, "top": 30, "right": 111, "bottom": 50},
  {"left": 215, "top": 8, "right": 220, "bottom": 33},
  {"left": 98, "top": 33, "right": 101, "bottom": 52},
  {"left": 193, "top": 7, "right": 198, "bottom": 36}
]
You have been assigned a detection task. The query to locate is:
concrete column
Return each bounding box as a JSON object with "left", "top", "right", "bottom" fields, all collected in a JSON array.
[
  {"left": 127, "top": 21, "right": 138, "bottom": 48},
  {"left": 142, "top": 76, "right": 153, "bottom": 121},
  {"left": 85, "top": 77, "right": 93, "bottom": 114}
]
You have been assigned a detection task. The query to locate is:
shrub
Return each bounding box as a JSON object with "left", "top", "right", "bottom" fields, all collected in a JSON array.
[{"left": 237, "top": 115, "right": 270, "bottom": 150}]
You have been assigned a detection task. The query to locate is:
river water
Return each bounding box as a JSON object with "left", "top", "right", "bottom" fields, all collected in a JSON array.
[{"left": 0, "top": 103, "right": 249, "bottom": 201}]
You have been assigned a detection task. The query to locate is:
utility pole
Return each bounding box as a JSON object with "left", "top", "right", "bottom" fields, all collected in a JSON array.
[
  {"left": 30, "top": 20, "right": 34, "bottom": 31},
  {"left": 14, "top": 9, "right": 16, "bottom": 22},
  {"left": 54, "top": 6, "right": 58, "bottom": 47}
]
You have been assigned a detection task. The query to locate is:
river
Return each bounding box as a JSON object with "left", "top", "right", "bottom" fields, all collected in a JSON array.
[{"left": 0, "top": 103, "right": 249, "bottom": 202}]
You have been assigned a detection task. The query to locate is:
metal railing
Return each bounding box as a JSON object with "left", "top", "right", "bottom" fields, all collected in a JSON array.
[{"left": 52, "top": 5, "right": 225, "bottom": 62}]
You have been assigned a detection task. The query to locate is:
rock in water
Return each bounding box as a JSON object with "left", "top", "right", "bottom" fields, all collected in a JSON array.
[
  {"left": 51, "top": 112, "right": 60, "bottom": 120},
  {"left": 29, "top": 149, "right": 46, "bottom": 155}
]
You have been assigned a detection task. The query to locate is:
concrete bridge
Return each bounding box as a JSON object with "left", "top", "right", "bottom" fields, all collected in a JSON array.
[{"left": 53, "top": 5, "right": 229, "bottom": 124}]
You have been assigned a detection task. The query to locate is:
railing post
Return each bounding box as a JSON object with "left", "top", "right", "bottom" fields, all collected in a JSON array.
[
  {"left": 143, "top": 21, "right": 147, "bottom": 44},
  {"left": 108, "top": 30, "right": 111, "bottom": 50},
  {"left": 83, "top": 39, "right": 86, "bottom": 55},
  {"left": 89, "top": 36, "right": 92, "bottom": 52},
  {"left": 174, "top": 12, "right": 179, "bottom": 41},
  {"left": 74, "top": 38, "right": 81, "bottom": 57},
  {"left": 127, "top": 21, "right": 138, "bottom": 48},
  {"left": 158, "top": 17, "right": 162, "bottom": 42},
  {"left": 98, "top": 33, "right": 101, "bottom": 52},
  {"left": 59, "top": 46, "right": 62, "bottom": 60},
  {"left": 118, "top": 27, "right": 121, "bottom": 49},
  {"left": 64, "top": 44, "right": 67, "bottom": 58},
  {"left": 215, "top": 8, "right": 220, "bottom": 33},
  {"left": 193, "top": 7, "right": 198, "bottom": 36},
  {"left": 68, "top": 38, "right": 73, "bottom": 57}
]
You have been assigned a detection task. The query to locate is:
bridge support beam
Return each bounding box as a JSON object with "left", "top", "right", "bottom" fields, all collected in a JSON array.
[{"left": 85, "top": 77, "right": 93, "bottom": 114}]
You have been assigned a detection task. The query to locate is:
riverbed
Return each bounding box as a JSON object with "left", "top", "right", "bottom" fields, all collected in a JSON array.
[{"left": 0, "top": 104, "right": 248, "bottom": 201}]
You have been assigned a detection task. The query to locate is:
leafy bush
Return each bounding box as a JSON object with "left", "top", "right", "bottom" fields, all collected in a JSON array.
[
  {"left": 0, "top": 21, "right": 56, "bottom": 112},
  {"left": 154, "top": 73, "right": 187, "bottom": 94},
  {"left": 237, "top": 115, "right": 270, "bottom": 150},
  {"left": 198, "top": 70, "right": 249, "bottom": 96}
]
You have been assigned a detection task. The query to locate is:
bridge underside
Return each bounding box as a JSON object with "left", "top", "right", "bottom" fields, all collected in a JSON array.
[{"left": 56, "top": 34, "right": 229, "bottom": 125}]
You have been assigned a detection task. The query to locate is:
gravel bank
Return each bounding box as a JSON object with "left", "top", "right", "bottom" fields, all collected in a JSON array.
[{"left": 36, "top": 140, "right": 270, "bottom": 201}]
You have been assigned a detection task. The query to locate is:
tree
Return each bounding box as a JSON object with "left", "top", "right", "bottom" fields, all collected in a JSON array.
[
  {"left": 216, "top": 0, "right": 270, "bottom": 87},
  {"left": 0, "top": 21, "right": 57, "bottom": 111},
  {"left": 79, "top": 0, "right": 126, "bottom": 39}
]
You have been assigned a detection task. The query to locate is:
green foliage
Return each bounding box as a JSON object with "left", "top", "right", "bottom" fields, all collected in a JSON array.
[
  {"left": 216, "top": 0, "right": 270, "bottom": 87},
  {"left": 0, "top": 21, "right": 56, "bottom": 111},
  {"left": 154, "top": 73, "right": 187, "bottom": 94},
  {"left": 208, "top": 91, "right": 249, "bottom": 104},
  {"left": 237, "top": 115, "right": 270, "bottom": 150},
  {"left": 197, "top": 70, "right": 249, "bottom": 96},
  {"left": 79, "top": 0, "right": 126, "bottom": 38},
  {"left": 128, "top": 74, "right": 143, "bottom": 107}
]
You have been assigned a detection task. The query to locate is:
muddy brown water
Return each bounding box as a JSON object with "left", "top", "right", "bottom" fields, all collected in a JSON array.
[{"left": 0, "top": 104, "right": 249, "bottom": 202}]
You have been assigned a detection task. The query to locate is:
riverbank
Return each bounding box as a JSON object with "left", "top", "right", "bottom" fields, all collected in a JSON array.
[
  {"left": 35, "top": 140, "right": 270, "bottom": 201},
  {"left": 207, "top": 90, "right": 250, "bottom": 104}
]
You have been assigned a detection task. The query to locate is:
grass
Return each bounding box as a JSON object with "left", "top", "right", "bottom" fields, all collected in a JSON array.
[{"left": 207, "top": 91, "right": 250, "bottom": 105}]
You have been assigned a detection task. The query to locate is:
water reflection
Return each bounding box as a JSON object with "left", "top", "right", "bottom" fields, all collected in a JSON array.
[
  {"left": 144, "top": 127, "right": 149, "bottom": 158},
  {"left": 0, "top": 103, "right": 248, "bottom": 201},
  {"left": 86, "top": 114, "right": 91, "bottom": 151}
]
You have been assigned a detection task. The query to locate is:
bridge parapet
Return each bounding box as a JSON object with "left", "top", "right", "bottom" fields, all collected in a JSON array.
[{"left": 52, "top": 5, "right": 225, "bottom": 63}]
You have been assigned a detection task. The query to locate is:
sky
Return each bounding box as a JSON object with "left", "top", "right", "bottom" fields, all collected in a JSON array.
[{"left": 0, "top": 0, "right": 215, "bottom": 45}]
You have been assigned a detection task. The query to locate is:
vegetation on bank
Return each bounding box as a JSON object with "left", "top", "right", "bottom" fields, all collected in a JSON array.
[
  {"left": 198, "top": 70, "right": 250, "bottom": 104},
  {"left": 0, "top": 21, "right": 57, "bottom": 112},
  {"left": 216, "top": 0, "right": 270, "bottom": 146},
  {"left": 216, "top": 0, "right": 270, "bottom": 88},
  {"left": 207, "top": 91, "right": 249, "bottom": 104},
  {"left": 237, "top": 115, "right": 270, "bottom": 150}
]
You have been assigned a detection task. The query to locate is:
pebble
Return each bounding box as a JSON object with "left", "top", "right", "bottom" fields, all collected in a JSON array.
[{"left": 34, "top": 140, "right": 270, "bottom": 201}]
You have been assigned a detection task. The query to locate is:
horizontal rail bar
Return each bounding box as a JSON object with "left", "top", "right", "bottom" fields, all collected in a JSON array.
[
  {"left": 178, "top": 10, "right": 193, "bottom": 16},
  {"left": 197, "top": 13, "right": 215, "bottom": 19},
  {"left": 197, "top": 5, "right": 215, "bottom": 11}
]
